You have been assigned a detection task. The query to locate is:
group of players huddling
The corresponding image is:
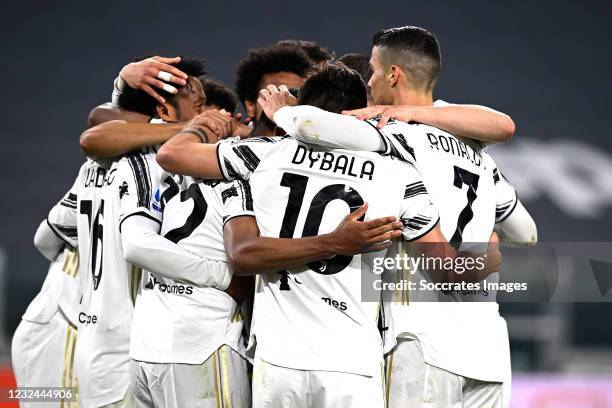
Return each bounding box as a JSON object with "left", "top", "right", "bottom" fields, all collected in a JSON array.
[{"left": 13, "top": 25, "right": 538, "bottom": 408}]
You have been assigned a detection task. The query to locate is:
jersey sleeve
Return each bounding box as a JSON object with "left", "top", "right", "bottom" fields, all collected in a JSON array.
[
  {"left": 216, "top": 137, "right": 277, "bottom": 181},
  {"left": 46, "top": 163, "right": 85, "bottom": 248},
  {"left": 220, "top": 180, "right": 256, "bottom": 225},
  {"left": 373, "top": 119, "right": 422, "bottom": 166},
  {"left": 273, "top": 105, "right": 386, "bottom": 152},
  {"left": 492, "top": 164, "right": 518, "bottom": 223},
  {"left": 398, "top": 165, "right": 440, "bottom": 241},
  {"left": 117, "top": 152, "right": 163, "bottom": 232}
]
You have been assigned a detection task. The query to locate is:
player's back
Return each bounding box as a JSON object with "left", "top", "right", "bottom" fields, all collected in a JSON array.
[
  {"left": 218, "top": 136, "right": 438, "bottom": 377},
  {"left": 379, "top": 121, "right": 508, "bottom": 382},
  {"left": 129, "top": 174, "right": 246, "bottom": 365},
  {"left": 76, "top": 147, "right": 162, "bottom": 407},
  {"left": 384, "top": 122, "right": 496, "bottom": 244},
  {"left": 44, "top": 159, "right": 104, "bottom": 326}
]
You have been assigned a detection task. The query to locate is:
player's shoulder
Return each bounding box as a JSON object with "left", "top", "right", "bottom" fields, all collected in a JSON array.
[
  {"left": 113, "top": 146, "right": 160, "bottom": 182},
  {"left": 116, "top": 146, "right": 159, "bottom": 168},
  {"left": 222, "top": 135, "right": 290, "bottom": 145},
  {"left": 245, "top": 135, "right": 290, "bottom": 144},
  {"left": 371, "top": 117, "right": 427, "bottom": 137},
  {"left": 219, "top": 135, "right": 291, "bottom": 158}
]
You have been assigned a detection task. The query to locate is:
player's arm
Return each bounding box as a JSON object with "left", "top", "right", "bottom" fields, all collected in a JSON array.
[
  {"left": 495, "top": 200, "right": 537, "bottom": 246},
  {"left": 258, "top": 86, "right": 386, "bottom": 153},
  {"left": 157, "top": 110, "right": 257, "bottom": 179},
  {"left": 343, "top": 102, "right": 515, "bottom": 144},
  {"left": 80, "top": 120, "right": 185, "bottom": 160},
  {"left": 397, "top": 169, "right": 500, "bottom": 283},
  {"left": 34, "top": 220, "right": 65, "bottom": 261},
  {"left": 155, "top": 132, "right": 221, "bottom": 179},
  {"left": 223, "top": 204, "right": 403, "bottom": 276},
  {"left": 410, "top": 225, "right": 501, "bottom": 284},
  {"left": 116, "top": 163, "right": 232, "bottom": 289},
  {"left": 491, "top": 163, "right": 538, "bottom": 246},
  {"left": 88, "top": 56, "right": 188, "bottom": 126},
  {"left": 82, "top": 56, "right": 191, "bottom": 158},
  {"left": 121, "top": 216, "right": 232, "bottom": 289},
  {"left": 87, "top": 102, "right": 150, "bottom": 128},
  {"left": 43, "top": 164, "right": 85, "bottom": 257}
]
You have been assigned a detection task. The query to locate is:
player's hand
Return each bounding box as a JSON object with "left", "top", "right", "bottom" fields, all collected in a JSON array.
[
  {"left": 257, "top": 84, "right": 298, "bottom": 120},
  {"left": 233, "top": 112, "right": 252, "bottom": 125},
  {"left": 230, "top": 117, "right": 253, "bottom": 139},
  {"left": 471, "top": 231, "right": 502, "bottom": 282},
  {"left": 119, "top": 56, "right": 189, "bottom": 104},
  {"left": 342, "top": 105, "right": 416, "bottom": 128},
  {"left": 329, "top": 203, "right": 403, "bottom": 255},
  {"left": 183, "top": 110, "right": 233, "bottom": 143}
]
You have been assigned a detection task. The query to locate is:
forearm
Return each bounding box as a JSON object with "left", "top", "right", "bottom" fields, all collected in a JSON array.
[
  {"left": 80, "top": 120, "right": 184, "bottom": 159},
  {"left": 34, "top": 220, "right": 65, "bottom": 261},
  {"left": 88, "top": 102, "right": 150, "bottom": 128},
  {"left": 156, "top": 133, "right": 223, "bottom": 179},
  {"left": 226, "top": 232, "right": 337, "bottom": 275},
  {"left": 274, "top": 106, "right": 384, "bottom": 151},
  {"left": 412, "top": 235, "right": 495, "bottom": 284},
  {"left": 411, "top": 104, "right": 515, "bottom": 144},
  {"left": 495, "top": 200, "right": 538, "bottom": 246},
  {"left": 122, "top": 218, "right": 232, "bottom": 289}
]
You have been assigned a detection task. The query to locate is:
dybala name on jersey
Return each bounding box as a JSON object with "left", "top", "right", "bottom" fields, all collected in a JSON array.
[{"left": 291, "top": 145, "right": 375, "bottom": 180}]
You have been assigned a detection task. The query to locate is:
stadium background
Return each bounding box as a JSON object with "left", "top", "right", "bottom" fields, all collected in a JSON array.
[{"left": 1, "top": 0, "right": 611, "bottom": 405}]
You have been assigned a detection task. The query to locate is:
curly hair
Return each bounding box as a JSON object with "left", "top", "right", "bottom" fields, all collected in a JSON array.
[
  {"left": 276, "top": 39, "right": 334, "bottom": 64},
  {"left": 235, "top": 45, "right": 312, "bottom": 105},
  {"left": 200, "top": 77, "right": 239, "bottom": 113}
]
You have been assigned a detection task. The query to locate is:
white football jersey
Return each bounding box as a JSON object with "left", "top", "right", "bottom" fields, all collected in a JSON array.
[
  {"left": 21, "top": 246, "right": 80, "bottom": 325},
  {"left": 129, "top": 175, "right": 252, "bottom": 364},
  {"left": 75, "top": 147, "right": 163, "bottom": 408},
  {"left": 217, "top": 136, "right": 438, "bottom": 377},
  {"left": 376, "top": 119, "right": 517, "bottom": 382},
  {"left": 45, "top": 160, "right": 111, "bottom": 327}
]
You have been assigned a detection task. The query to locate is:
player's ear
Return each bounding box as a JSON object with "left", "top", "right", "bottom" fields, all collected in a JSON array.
[
  {"left": 388, "top": 65, "right": 401, "bottom": 88},
  {"left": 244, "top": 99, "right": 257, "bottom": 118},
  {"left": 156, "top": 102, "right": 177, "bottom": 122}
]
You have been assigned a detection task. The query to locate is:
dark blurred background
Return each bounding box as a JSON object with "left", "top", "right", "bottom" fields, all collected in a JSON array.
[{"left": 1, "top": 0, "right": 611, "bottom": 403}]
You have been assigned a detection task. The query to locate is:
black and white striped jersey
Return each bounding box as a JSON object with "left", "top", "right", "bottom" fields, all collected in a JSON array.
[
  {"left": 370, "top": 118, "right": 515, "bottom": 382},
  {"left": 75, "top": 146, "right": 163, "bottom": 408},
  {"left": 46, "top": 159, "right": 105, "bottom": 327},
  {"left": 216, "top": 136, "right": 438, "bottom": 377},
  {"left": 129, "top": 174, "right": 253, "bottom": 365},
  {"left": 272, "top": 104, "right": 519, "bottom": 383}
]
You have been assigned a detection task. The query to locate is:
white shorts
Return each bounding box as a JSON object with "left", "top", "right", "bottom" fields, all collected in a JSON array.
[
  {"left": 130, "top": 345, "right": 250, "bottom": 408},
  {"left": 252, "top": 356, "right": 385, "bottom": 408},
  {"left": 385, "top": 339, "right": 506, "bottom": 408},
  {"left": 11, "top": 311, "right": 78, "bottom": 407},
  {"left": 100, "top": 388, "right": 133, "bottom": 408}
]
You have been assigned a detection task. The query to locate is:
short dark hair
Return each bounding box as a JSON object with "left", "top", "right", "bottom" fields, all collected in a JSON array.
[
  {"left": 338, "top": 53, "right": 373, "bottom": 85},
  {"left": 200, "top": 77, "right": 239, "bottom": 113},
  {"left": 235, "top": 45, "right": 313, "bottom": 106},
  {"left": 372, "top": 26, "right": 440, "bottom": 91},
  {"left": 276, "top": 39, "right": 334, "bottom": 64},
  {"left": 118, "top": 56, "right": 206, "bottom": 117},
  {"left": 298, "top": 61, "right": 367, "bottom": 114}
]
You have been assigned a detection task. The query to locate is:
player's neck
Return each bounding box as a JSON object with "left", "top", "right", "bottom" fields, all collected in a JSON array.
[{"left": 393, "top": 87, "right": 433, "bottom": 107}]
